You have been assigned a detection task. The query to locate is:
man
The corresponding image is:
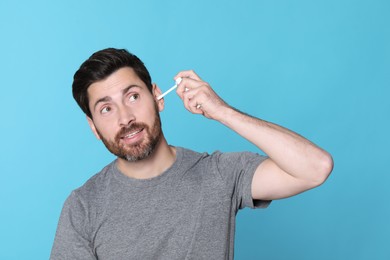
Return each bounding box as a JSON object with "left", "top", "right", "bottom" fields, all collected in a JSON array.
[{"left": 51, "top": 48, "right": 333, "bottom": 259}]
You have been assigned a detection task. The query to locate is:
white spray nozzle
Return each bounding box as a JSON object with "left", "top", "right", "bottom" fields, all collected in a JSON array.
[{"left": 157, "top": 77, "right": 182, "bottom": 100}]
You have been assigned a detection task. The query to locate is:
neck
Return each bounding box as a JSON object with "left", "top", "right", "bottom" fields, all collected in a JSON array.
[{"left": 116, "top": 136, "right": 176, "bottom": 179}]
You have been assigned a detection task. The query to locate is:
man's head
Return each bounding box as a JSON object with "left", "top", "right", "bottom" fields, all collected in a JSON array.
[
  {"left": 73, "top": 48, "right": 153, "bottom": 119},
  {"left": 72, "top": 48, "right": 165, "bottom": 162}
]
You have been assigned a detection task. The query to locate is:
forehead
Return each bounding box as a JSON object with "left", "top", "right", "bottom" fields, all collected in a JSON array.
[{"left": 88, "top": 67, "right": 146, "bottom": 97}]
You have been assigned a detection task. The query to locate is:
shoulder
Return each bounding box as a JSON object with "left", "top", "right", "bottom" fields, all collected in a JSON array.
[
  {"left": 177, "top": 147, "right": 266, "bottom": 178},
  {"left": 177, "top": 146, "right": 207, "bottom": 160},
  {"left": 177, "top": 147, "right": 266, "bottom": 168},
  {"left": 208, "top": 150, "right": 267, "bottom": 169}
]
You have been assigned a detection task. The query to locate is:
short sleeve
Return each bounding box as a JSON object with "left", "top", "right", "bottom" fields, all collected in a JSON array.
[
  {"left": 50, "top": 191, "right": 96, "bottom": 260},
  {"left": 213, "top": 151, "right": 272, "bottom": 212}
]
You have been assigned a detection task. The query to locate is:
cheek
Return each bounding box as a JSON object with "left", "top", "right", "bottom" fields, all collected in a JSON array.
[
  {"left": 94, "top": 121, "right": 118, "bottom": 139},
  {"left": 142, "top": 107, "right": 159, "bottom": 124}
]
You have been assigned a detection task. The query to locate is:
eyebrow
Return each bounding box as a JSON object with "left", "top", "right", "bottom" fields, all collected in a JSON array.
[{"left": 92, "top": 85, "right": 141, "bottom": 112}]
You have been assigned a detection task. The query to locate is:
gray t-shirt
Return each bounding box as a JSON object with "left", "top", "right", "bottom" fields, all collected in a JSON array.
[{"left": 51, "top": 147, "right": 270, "bottom": 259}]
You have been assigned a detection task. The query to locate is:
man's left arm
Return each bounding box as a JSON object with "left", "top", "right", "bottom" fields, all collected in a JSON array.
[{"left": 174, "top": 70, "right": 334, "bottom": 201}]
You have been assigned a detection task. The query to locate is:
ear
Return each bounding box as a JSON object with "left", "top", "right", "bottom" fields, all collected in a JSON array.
[
  {"left": 152, "top": 83, "right": 165, "bottom": 112},
  {"left": 87, "top": 116, "right": 102, "bottom": 140}
]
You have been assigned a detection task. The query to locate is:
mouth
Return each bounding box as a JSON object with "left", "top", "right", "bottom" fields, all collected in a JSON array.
[{"left": 122, "top": 128, "right": 144, "bottom": 139}]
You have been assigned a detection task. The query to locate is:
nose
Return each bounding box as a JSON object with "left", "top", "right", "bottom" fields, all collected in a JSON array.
[{"left": 118, "top": 106, "right": 135, "bottom": 127}]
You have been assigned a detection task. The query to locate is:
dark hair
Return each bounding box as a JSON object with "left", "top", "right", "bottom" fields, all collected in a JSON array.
[{"left": 72, "top": 48, "right": 152, "bottom": 118}]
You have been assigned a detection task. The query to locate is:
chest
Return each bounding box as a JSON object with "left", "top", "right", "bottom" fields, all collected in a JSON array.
[{"left": 91, "top": 171, "right": 234, "bottom": 259}]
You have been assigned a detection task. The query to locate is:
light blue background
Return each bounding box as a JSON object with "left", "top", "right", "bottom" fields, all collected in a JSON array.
[{"left": 1, "top": 0, "right": 389, "bottom": 259}]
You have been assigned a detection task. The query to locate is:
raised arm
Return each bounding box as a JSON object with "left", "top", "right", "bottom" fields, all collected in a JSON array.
[{"left": 174, "top": 70, "right": 333, "bottom": 200}]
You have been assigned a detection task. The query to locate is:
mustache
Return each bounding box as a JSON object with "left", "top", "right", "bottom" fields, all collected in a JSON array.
[{"left": 115, "top": 122, "right": 148, "bottom": 141}]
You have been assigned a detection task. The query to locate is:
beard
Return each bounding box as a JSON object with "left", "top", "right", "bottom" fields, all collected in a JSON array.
[{"left": 97, "top": 107, "right": 162, "bottom": 162}]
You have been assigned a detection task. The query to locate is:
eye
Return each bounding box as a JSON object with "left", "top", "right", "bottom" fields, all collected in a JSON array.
[
  {"left": 129, "top": 93, "right": 139, "bottom": 102},
  {"left": 100, "top": 106, "right": 111, "bottom": 114}
]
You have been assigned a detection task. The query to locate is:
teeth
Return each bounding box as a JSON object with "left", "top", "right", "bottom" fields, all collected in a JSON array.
[{"left": 124, "top": 129, "right": 142, "bottom": 138}]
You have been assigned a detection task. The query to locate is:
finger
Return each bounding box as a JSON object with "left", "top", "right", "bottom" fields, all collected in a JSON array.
[
  {"left": 174, "top": 70, "right": 202, "bottom": 82},
  {"left": 186, "top": 98, "right": 204, "bottom": 114},
  {"left": 182, "top": 88, "right": 205, "bottom": 114},
  {"left": 175, "top": 77, "right": 204, "bottom": 98},
  {"left": 175, "top": 79, "right": 188, "bottom": 100}
]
